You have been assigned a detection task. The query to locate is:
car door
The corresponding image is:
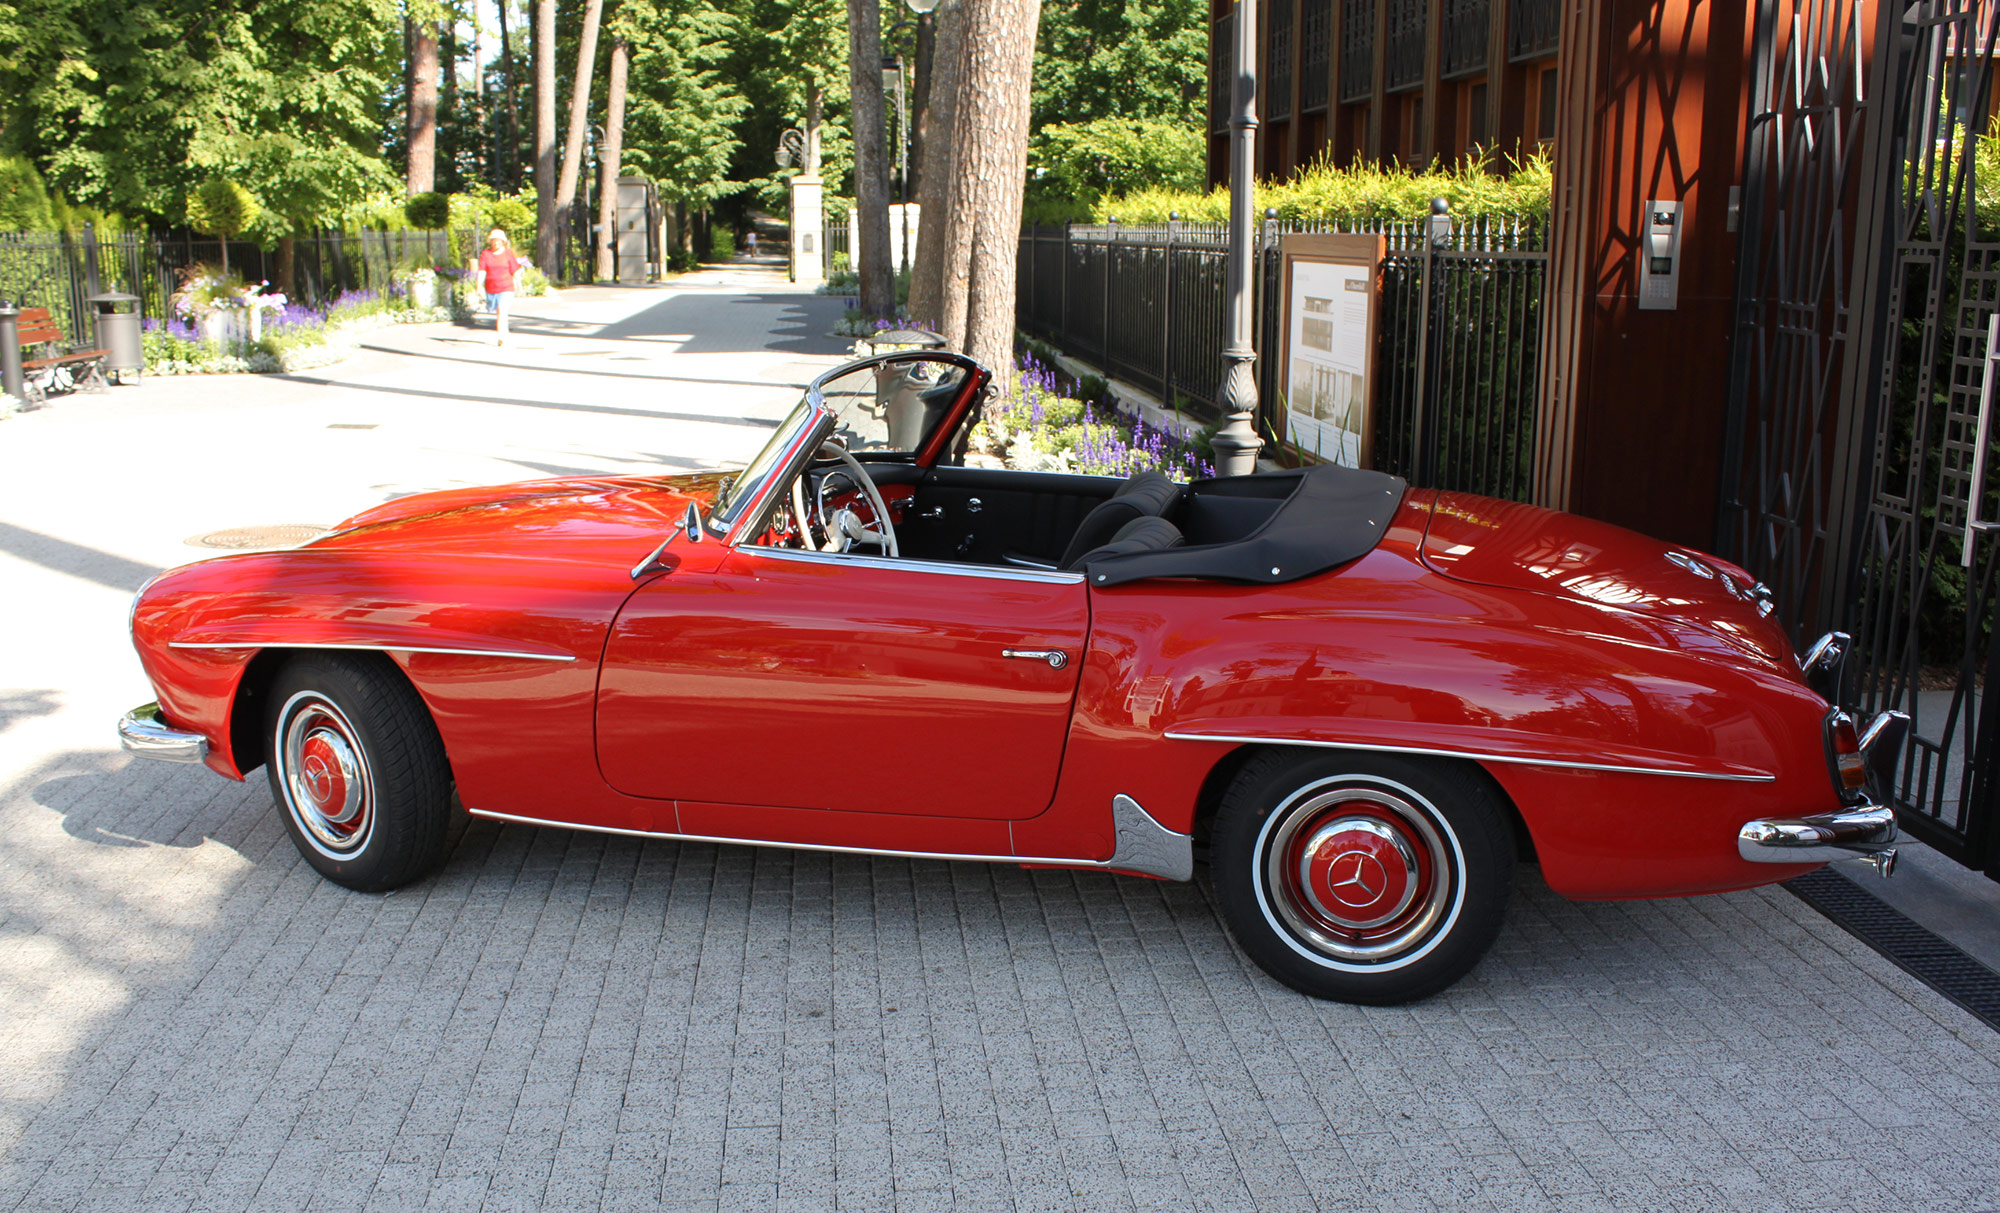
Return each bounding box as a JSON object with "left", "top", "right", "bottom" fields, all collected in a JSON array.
[{"left": 595, "top": 546, "right": 1088, "bottom": 820}]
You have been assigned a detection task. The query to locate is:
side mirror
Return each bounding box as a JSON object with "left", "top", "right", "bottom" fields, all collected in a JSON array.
[{"left": 683, "top": 500, "right": 704, "bottom": 541}]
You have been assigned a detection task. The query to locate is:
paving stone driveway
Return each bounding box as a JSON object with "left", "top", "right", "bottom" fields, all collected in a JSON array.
[
  {"left": 6, "top": 749, "right": 2000, "bottom": 1212},
  {"left": 3, "top": 277, "right": 1999, "bottom": 1211}
]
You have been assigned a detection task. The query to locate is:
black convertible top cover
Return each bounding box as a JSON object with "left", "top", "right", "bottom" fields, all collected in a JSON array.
[{"left": 1080, "top": 464, "right": 1407, "bottom": 587}]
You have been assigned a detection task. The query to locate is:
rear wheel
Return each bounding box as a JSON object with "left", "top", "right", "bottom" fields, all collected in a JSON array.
[
  {"left": 265, "top": 653, "right": 453, "bottom": 892},
  {"left": 1211, "top": 750, "right": 1513, "bottom": 1005}
]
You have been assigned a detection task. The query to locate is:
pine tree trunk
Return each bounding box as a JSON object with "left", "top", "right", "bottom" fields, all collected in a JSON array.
[
  {"left": 556, "top": 0, "right": 605, "bottom": 214},
  {"left": 499, "top": 0, "right": 521, "bottom": 190},
  {"left": 533, "top": 0, "right": 558, "bottom": 270},
  {"left": 908, "top": 0, "right": 964, "bottom": 335},
  {"left": 958, "top": 0, "right": 1040, "bottom": 380},
  {"left": 276, "top": 235, "right": 296, "bottom": 301},
  {"left": 595, "top": 38, "right": 629, "bottom": 283},
  {"left": 407, "top": 20, "right": 439, "bottom": 194},
  {"left": 441, "top": 22, "right": 458, "bottom": 190},
  {"left": 847, "top": 0, "right": 894, "bottom": 319}
]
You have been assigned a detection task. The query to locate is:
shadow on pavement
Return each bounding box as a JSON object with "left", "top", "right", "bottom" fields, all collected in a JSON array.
[
  {"left": 273, "top": 374, "right": 786, "bottom": 428},
  {"left": 0, "top": 689, "right": 63, "bottom": 737},
  {"left": 351, "top": 341, "right": 819, "bottom": 390},
  {"left": 0, "top": 521, "right": 164, "bottom": 592}
]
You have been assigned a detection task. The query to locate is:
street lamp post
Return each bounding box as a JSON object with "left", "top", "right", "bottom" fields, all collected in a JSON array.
[{"left": 1212, "top": 0, "right": 1265, "bottom": 476}]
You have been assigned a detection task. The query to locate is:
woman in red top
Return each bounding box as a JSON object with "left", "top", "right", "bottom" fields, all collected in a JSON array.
[{"left": 475, "top": 229, "right": 523, "bottom": 347}]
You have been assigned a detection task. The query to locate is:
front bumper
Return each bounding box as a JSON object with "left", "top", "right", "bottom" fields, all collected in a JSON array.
[
  {"left": 118, "top": 703, "right": 209, "bottom": 764},
  {"left": 1738, "top": 804, "right": 1898, "bottom": 874}
]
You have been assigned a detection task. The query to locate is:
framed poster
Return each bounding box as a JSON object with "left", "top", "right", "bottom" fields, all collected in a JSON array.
[{"left": 1277, "top": 234, "right": 1384, "bottom": 468}]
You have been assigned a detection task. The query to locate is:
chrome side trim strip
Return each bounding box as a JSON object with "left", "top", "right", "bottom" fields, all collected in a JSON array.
[
  {"left": 169, "top": 641, "right": 576, "bottom": 662},
  {"left": 465, "top": 802, "right": 1195, "bottom": 880},
  {"left": 744, "top": 545, "right": 1086, "bottom": 585},
  {"left": 1160, "top": 730, "right": 1777, "bottom": 782},
  {"left": 118, "top": 703, "right": 209, "bottom": 764}
]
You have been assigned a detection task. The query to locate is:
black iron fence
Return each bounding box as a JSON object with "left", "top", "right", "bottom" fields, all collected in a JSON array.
[
  {"left": 0, "top": 227, "right": 469, "bottom": 342},
  {"left": 1016, "top": 214, "right": 1547, "bottom": 501}
]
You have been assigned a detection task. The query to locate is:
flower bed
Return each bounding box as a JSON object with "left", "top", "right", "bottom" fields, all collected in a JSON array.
[
  {"left": 141, "top": 272, "right": 452, "bottom": 376},
  {"left": 974, "top": 354, "right": 1215, "bottom": 480}
]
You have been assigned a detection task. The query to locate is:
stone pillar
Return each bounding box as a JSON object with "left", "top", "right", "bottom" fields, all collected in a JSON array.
[{"left": 789, "top": 174, "right": 825, "bottom": 284}]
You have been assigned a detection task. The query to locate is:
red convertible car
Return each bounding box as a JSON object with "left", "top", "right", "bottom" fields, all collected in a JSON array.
[{"left": 122, "top": 351, "right": 1908, "bottom": 1004}]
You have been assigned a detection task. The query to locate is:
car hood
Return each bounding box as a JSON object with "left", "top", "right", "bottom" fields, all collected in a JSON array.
[
  {"left": 309, "top": 470, "right": 732, "bottom": 555},
  {"left": 1420, "top": 491, "right": 1794, "bottom": 667}
]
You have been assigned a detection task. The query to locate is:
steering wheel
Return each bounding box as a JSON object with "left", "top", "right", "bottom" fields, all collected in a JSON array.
[{"left": 815, "top": 439, "right": 899, "bottom": 557}]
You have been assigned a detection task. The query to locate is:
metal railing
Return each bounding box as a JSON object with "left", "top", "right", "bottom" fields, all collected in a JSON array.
[
  {"left": 0, "top": 227, "right": 466, "bottom": 343},
  {"left": 1385, "top": 0, "right": 1428, "bottom": 91},
  {"left": 1508, "top": 0, "right": 1561, "bottom": 61},
  {"left": 1441, "top": 0, "right": 1491, "bottom": 78},
  {"left": 1339, "top": 0, "right": 1374, "bottom": 102},
  {"left": 1016, "top": 211, "right": 1547, "bottom": 501},
  {"left": 1269, "top": 0, "right": 1296, "bottom": 122},
  {"left": 1300, "top": 0, "right": 1332, "bottom": 112}
]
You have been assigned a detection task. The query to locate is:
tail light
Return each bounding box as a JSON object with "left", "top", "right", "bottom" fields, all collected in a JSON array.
[{"left": 1825, "top": 710, "right": 1868, "bottom": 801}]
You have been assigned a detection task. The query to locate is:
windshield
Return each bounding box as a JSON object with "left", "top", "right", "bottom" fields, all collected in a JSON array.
[
  {"left": 711, "top": 399, "right": 819, "bottom": 531},
  {"left": 813, "top": 357, "right": 967, "bottom": 456}
]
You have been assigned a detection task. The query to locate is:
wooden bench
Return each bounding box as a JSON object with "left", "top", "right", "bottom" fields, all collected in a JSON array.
[{"left": 15, "top": 307, "right": 109, "bottom": 404}]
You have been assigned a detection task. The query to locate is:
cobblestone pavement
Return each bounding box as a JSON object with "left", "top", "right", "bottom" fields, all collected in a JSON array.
[{"left": 3, "top": 273, "right": 2000, "bottom": 1211}]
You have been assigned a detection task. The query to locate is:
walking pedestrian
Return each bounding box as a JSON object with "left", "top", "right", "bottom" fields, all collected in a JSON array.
[
  {"left": 746, "top": 230, "right": 758, "bottom": 257},
  {"left": 475, "top": 228, "right": 522, "bottom": 347}
]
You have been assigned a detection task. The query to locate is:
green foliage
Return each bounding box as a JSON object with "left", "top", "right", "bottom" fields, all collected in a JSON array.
[
  {"left": 186, "top": 180, "right": 262, "bottom": 239},
  {"left": 3, "top": 0, "right": 399, "bottom": 228},
  {"left": 706, "top": 226, "right": 736, "bottom": 259},
  {"left": 667, "top": 247, "right": 700, "bottom": 272},
  {"left": 1027, "top": 118, "right": 1205, "bottom": 223},
  {"left": 1034, "top": 0, "right": 1207, "bottom": 128},
  {"left": 404, "top": 191, "right": 450, "bottom": 229},
  {"left": 1096, "top": 150, "right": 1556, "bottom": 225},
  {"left": 0, "top": 154, "right": 56, "bottom": 231},
  {"left": 619, "top": 0, "right": 749, "bottom": 206},
  {"left": 517, "top": 264, "right": 549, "bottom": 296}
]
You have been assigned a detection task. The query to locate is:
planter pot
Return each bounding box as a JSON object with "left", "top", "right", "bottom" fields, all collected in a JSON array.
[{"left": 408, "top": 279, "right": 436, "bottom": 309}]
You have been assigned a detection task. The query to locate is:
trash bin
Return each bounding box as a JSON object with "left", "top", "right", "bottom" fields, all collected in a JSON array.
[
  {"left": 88, "top": 292, "right": 143, "bottom": 383},
  {"left": 858, "top": 328, "right": 951, "bottom": 449}
]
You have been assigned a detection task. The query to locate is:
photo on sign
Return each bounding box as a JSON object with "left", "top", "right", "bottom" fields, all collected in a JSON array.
[{"left": 1285, "top": 261, "right": 1373, "bottom": 466}]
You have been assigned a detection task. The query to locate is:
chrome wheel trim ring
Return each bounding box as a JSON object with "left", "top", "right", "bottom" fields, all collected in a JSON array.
[
  {"left": 275, "top": 690, "right": 376, "bottom": 859},
  {"left": 1250, "top": 774, "right": 1468, "bottom": 973}
]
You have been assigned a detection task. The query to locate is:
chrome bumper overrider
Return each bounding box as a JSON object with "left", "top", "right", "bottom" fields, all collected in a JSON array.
[
  {"left": 118, "top": 703, "right": 209, "bottom": 764},
  {"left": 1738, "top": 805, "right": 1898, "bottom": 875}
]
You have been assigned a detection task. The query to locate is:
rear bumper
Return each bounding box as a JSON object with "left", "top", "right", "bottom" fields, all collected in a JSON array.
[
  {"left": 118, "top": 703, "right": 209, "bottom": 764},
  {"left": 1738, "top": 804, "right": 1897, "bottom": 865}
]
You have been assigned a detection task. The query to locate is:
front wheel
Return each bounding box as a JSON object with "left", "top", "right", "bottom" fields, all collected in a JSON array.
[
  {"left": 265, "top": 653, "right": 454, "bottom": 892},
  {"left": 1211, "top": 751, "right": 1514, "bottom": 1005}
]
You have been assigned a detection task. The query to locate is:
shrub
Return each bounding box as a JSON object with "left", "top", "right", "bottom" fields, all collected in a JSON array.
[
  {"left": 0, "top": 155, "right": 56, "bottom": 231},
  {"left": 1027, "top": 119, "right": 1206, "bottom": 223},
  {"left": 706, "top": 226, "right": 736, "bottom": 260},
  {"left": 404, "top": 191, "right": 450, "bottom": 229},
  {"left": 517, "top": 264, "right": 549, "bottom": 296},
  {"left": 666, "top": 248, "right": 699, "bottom": 273},
  {"left": 1095, "top": 149, "right": 1554, "bottom": 226},
  {"left": 186, "top": 179, "right": 262, "bottom": 240}
]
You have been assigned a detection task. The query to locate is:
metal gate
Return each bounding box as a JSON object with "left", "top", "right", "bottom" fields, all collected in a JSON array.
[{"left": 1721, "top": 0, "right": 2000, "bottom": 878}]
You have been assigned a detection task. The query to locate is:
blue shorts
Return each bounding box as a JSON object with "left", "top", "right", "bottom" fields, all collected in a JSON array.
[{"left": 485, "top": 290, "right": 513, "bottom": 312}]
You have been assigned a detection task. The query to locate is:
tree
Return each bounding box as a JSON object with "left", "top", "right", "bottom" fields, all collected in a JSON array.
[
  {"left": 555, "top": 0, "right": 606, "bottom": 266},
  {"left": 186, "top": 179, "right": 261, "bottom": 275},
  {"left": 1032, "top": 0, "right": 1206, "bottom": 128},
  {"left": 595, "top": 37, "right": 630, "bottom": 281},
  {"left": 907, "top": 0, "right": 963, "bottom": 330},
  {"left": 925, "top": 0, "right": 1039, "bottom": 375},
  {"left": 534, "top": 0, "right": 558, "bottom": 269},
  {"left": 407, "top": 9, "right": 440, "bottom": 194},
  {"left": 619, "top": 0, "right": 746, "bottom": 215},
  {"left": 846, "top": 0, "right": 892, "bottom": 316},
  {"left": 4, "top": 0, "right": 398, "bottom": 230}
]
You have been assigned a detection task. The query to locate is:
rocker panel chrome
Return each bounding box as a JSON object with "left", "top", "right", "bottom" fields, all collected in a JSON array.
[
  {"left": 170, "top": 641, "right": 576, "bottom": 662},
  {"left": 466, "top": 794, "right": 1196, "bottom": 882}
]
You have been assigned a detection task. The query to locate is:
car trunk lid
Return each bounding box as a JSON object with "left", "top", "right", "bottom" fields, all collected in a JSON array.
[{"left": 1420, "top": 491, "right": 1793, "bottom": 667}]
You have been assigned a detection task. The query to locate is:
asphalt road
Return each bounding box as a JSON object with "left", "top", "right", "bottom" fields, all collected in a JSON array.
[{"left": 3, "top": 269, "right": 1999, "bottom": 1212}]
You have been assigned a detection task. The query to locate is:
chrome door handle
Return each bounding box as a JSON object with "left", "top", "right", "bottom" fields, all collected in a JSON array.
[{"left": 1003, "top": 648, "right": 1069, "bottom": 670}]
